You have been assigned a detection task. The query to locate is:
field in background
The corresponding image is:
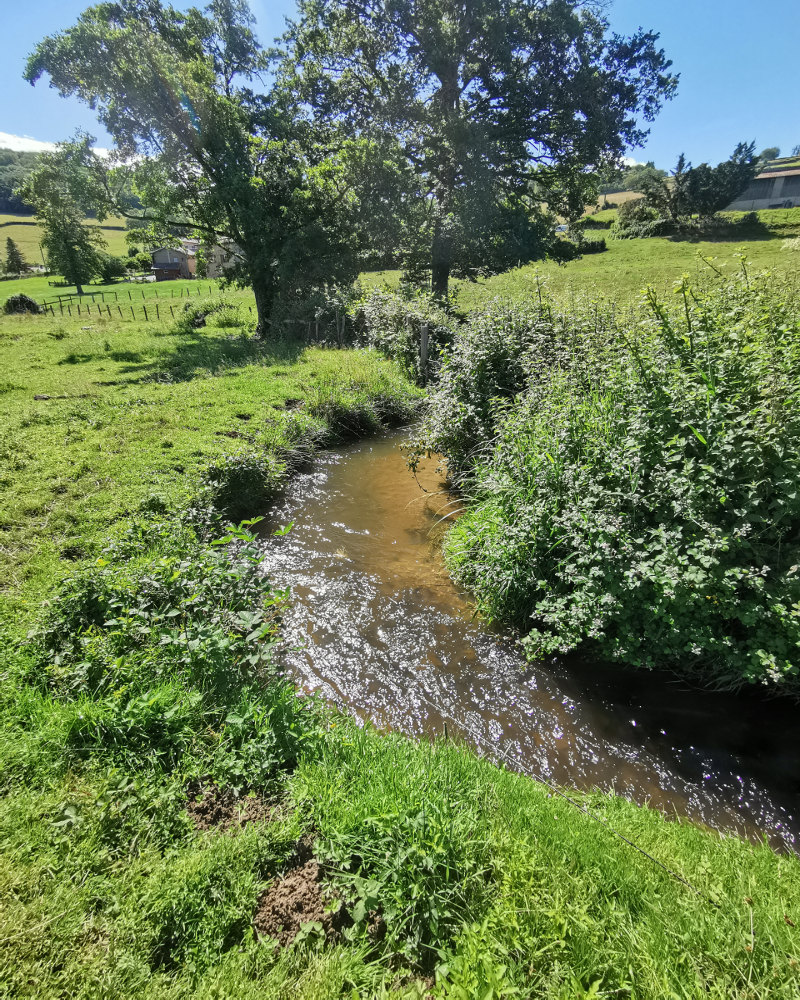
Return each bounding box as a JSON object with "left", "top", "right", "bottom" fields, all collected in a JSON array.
[
  {"left": 365, "top": 207, "right": 800, "bottom": 307},
  {"left": 0, "top": 212, "right": 130, "bottom": 263},
  {"left": 593, "top": 189, "right": 644, "bottom": 210}
]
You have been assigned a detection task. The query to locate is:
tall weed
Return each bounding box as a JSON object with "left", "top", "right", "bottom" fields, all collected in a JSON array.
[{"left": 419, "top": 272, "right": 800, "bottom": 691}]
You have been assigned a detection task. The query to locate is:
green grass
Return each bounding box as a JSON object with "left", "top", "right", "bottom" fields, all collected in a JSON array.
[
  {"left": 364, "top": 222, "right": 800, "bottom": 308},
  {"left": 0, "top": 212, "right": 130, "bottom": 261},
  {"left": 0, "top": 296, "right": 420, "bottom": 612},
  {"left": 2, "top": 601, "right": 799, "bottom": 998},
  {"left": 1, "top": 264, "right": 799, "bottom": 997}
]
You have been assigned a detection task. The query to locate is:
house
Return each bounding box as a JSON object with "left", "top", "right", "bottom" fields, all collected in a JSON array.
[
  {"left": 727, "top": 157, "right": 800, "bottom": 211},
  {"left": 150, "top": 246, "right": 195, "bottom": 280},
  {"left": 203, "top": 241, "right": 239, "bottom": 279}
]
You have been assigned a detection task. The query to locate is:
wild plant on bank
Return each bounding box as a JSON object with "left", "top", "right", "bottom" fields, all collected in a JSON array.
[
  {"left": 22, "top": 514, "right": 319, "bottom": 783},
  {"left": 418, "top": 270, "right": 800, "bottom": 692}
]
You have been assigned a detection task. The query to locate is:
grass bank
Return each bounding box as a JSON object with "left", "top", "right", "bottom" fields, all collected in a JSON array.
[
  {"left": 2, "top": 507, "right": 799, "bottom": 998},
  {"left": 1, "top": 287, "right": 799, "bottom": 997},
  {"left": 0, "top": 299, "right": 417, "bottom": 609}
]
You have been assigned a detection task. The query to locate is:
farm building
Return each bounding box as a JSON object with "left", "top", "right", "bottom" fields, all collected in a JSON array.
[
  {"left": 200, "top": 241, "right": 239, "bottom": 279},
  {"left": 727, "top": 158, "right": 800, "bottom": 210},
  {"left": 150, "top": 246, "right": 195, "bottom": 280}
]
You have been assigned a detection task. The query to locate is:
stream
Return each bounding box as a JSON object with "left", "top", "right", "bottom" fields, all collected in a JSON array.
[{"left": 260, "top": 430, "right": 800, "bottom": 851}]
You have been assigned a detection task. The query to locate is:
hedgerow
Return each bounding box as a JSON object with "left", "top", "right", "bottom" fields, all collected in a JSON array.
[{"left": 416, "top": 270, "right": 800, "bottom": 692}]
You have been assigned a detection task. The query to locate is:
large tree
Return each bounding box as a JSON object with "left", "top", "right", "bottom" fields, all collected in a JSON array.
[
  {"left": 286, "top": 0, "right": 678, "bottom": 296},
  {"left": 25, "top": 0, "right": 390, "bottom": 335},
  {"left": 642, "top": 143, "right": 758, "bottom": 221},
  {"left": 40, "top": 209, "right": 107, "bottom": 293},
  {"left": 18, "top": 134, "right": 109, "bottom": 293}
]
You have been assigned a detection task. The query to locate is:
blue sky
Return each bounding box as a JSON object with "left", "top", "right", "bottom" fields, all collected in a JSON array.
[{"left": 3, "top": 0, "right": 798, "bottom": 168}]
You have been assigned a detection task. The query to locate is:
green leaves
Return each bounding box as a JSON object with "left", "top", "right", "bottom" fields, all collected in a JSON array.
[
  {"left": 286, "top": 0, "right": 677, "bottom": 294},
  {"left": 423, "top": 270, "right": 800, "bottom": 692}
]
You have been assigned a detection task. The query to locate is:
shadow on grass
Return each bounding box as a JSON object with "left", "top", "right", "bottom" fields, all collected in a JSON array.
[
  {"left": 146, "top": 329, "right": 307, "bottom": 383},
  {"left": 668, "top": 217, "right": 777, "bottom": 244},
  {"left": 59, "top": 350, "right": 146, "bottom": 366},
  {"left": 61, "top": 328, "right": 312, "bottom": 384}
]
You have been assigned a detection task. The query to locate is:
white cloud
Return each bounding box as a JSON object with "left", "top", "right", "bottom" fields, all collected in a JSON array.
[
  {"left": 0, "top": 131, "right": 56, "bottom": 152},
  {"left": 0, "top": 131, "right": 111, "bottom": 157},
  {"left": 622, "top": 156, "right": 645, "bottom": 167}
]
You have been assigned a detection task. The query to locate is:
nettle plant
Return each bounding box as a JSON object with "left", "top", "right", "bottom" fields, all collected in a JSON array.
[
  {"left": 28, "top": 515, "right": 315, "bottom": 781},
  {"left": 432, "top": 271, "right": 800, "bottom": 691}
]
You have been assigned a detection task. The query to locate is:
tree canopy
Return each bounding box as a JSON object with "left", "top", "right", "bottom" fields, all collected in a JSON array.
[
  {"left": 286, "top": 0, "right": 678, "bottom": 294},
  {"left": 18, "top": 135, "right": 110, "bottom": 293},
  {"left": 641, "top": 143, "right": 758, "bottom": 222},
  {"left": 25, "top": 0, "right": 393, "bottom": 333},
  {"left": 26, "top": 0, "right": 678, "bottom": 308}
]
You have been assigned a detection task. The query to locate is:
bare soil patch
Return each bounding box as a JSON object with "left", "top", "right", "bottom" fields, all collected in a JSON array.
[
  {"left": 185, "top": 782, "right": 276, "bottom": 832},
  {"left": 253, "top": 859, "right": 351, "bottom": 947}
]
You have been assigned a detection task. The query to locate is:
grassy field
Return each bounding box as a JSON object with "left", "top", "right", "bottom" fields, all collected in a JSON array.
[
  {"left": 593, "top": 189, "right": 644, "bottom": 210},
  {"left": 1, "top": 272, "right": 799, "bottom": 996},
  {"left": 0, "top": 212, "right": 130, "bottom": 263},
  {"left": 364, "top": 209, "right": 800, "bottom": 307},
  {"left": 1, "top": 273, "right": 226, "bottom": 303},
  {"left": 0, "top": 295, "right": 415, "bottom": 612}
]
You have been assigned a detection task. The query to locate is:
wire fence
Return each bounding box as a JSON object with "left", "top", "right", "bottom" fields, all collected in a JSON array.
[
  {"left": 39, "top": 283, "right": 213, "bottom": 308},
  {"left": 36, "top": 284, "right": 242, "bottom": 323}
]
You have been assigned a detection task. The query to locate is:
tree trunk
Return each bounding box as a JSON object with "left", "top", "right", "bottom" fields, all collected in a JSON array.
[
  {"left": 252, "top": 273, "right": 274, "bottom": 339},
  {"left": 431, "top": 218, "right": 450, "bottom": 299}
]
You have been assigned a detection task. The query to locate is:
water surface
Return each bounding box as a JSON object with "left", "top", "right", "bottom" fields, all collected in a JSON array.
[{"left": 261, "top": 431, "right": 799, "bottom": 850}]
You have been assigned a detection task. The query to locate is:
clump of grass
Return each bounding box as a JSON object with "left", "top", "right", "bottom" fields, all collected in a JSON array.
[
  {"left": 297, "top": 718, "right": 800, "bottom": 997},
  {"left": 201, "top": 450, "right": 287, "bottom": 521}
]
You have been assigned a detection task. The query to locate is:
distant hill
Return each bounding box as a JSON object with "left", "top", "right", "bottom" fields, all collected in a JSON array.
[
  {"left": 0, "top": 212, "right": 130, "bottom": 263},
  {"left": 0, "top": 148, "right": 39, "bottom": 215}
]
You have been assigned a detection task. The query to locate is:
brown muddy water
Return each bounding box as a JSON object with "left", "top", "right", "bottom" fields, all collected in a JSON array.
[{"left": 261, "top": 430, "right": 800, "bottom": 851}]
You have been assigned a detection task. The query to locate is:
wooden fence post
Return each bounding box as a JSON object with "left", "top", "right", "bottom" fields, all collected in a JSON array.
[{"left": 420, "top": 323, "right": 429, "bottom": 381}]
